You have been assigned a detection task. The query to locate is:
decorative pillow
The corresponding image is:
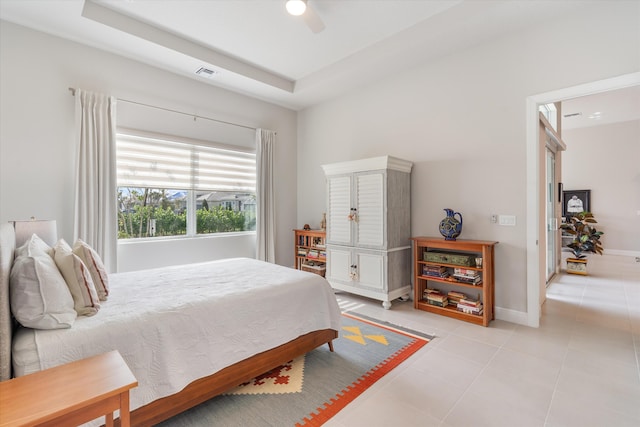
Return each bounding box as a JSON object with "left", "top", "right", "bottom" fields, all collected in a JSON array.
[
  {"left": 10, "top": 239, "right": 76, "bottom": 329},
  {"left": 53, "top": 239, "right": 100, "bottom": 316},
  {"left": 72, "top": 239, "right": 109, "bottom": 301},
  {"left": 15, "top": 233, "right": 54, "bottom": 258}
]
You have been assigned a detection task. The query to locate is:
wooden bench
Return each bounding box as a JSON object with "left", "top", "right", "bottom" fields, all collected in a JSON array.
[{"left": 0, "top": 350, "right": 137, "bottom": 427}]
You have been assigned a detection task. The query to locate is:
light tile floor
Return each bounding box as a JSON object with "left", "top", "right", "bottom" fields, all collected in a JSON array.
[{"left": 326, "top": 254, "right": 640, "bottom": 427}]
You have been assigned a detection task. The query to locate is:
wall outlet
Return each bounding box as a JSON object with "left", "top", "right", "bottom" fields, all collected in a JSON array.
[
  {"left": 498, "top": 215, "right": 516, "bottom": 226},
  {"left": 490, "top": 214, "right": 497, "bottom": 223},
  {"left": 636, "top": 257, "right": 640, "bottom": 263}
]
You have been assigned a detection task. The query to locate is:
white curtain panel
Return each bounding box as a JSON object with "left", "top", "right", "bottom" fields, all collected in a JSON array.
[
  {"left": 73, "top": 89, "right": 118, "bottom": 272},
  {"left": 256, "top": 129, "right": 276, "bottom": 263}
]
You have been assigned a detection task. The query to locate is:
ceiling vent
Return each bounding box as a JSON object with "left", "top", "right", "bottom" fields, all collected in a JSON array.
[{"left": 195, "top": 67, "right": 218, "bottom": 78}]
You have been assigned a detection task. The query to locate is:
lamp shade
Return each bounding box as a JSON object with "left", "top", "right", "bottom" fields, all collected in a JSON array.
[{"left": 11, "top": 219, "right": 58, "bottom": 248}]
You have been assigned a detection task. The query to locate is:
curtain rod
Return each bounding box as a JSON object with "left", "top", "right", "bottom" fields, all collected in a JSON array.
[{"left": 68, "top": 87, "right": 257, "bottom": 132}]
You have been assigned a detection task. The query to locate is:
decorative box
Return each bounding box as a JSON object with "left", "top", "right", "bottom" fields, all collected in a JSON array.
[{"left": 424, "top": 251, "right": 475, "bottom": 267}]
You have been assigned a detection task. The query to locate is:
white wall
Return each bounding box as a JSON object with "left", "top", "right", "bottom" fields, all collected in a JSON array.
[
  {"left": 297, "top": 2, "right": 640, "bottom": 320},
  {"left": 0, "top": 21, "right": 298, "bottom": 269},
  {"left": 562, "top": 119, "right": 640, "bottom": 253},
  {"left": 117, "top": 233, "right": 256, "bottom": 273}
]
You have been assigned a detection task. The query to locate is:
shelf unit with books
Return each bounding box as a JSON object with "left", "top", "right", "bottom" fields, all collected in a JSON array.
[
  {"left": 411, "top": 237, "right": 498, "bottom": 326},
  {"left": 294, "top": 229, "right": 327, "bottom": 277}
]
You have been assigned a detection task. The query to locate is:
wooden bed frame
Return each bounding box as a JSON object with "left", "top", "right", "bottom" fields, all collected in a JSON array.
[
  {"left": 130, "top": 328, "right": 336, "bottom": 427},
  {"left": 0, "top": 223, "right": 337, "bottom": 426}
]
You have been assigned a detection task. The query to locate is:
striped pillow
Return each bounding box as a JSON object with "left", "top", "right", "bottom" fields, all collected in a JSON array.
[
  {"left": 53, "top": 239, "right": 100, "bottom": 316},
  {"left": 73, "top": 239, "right": 109, "bottom": 301}
]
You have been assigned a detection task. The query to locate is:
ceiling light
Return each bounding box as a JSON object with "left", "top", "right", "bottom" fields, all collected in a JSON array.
[{"left": 286, "top": 0, "right": 307, "bottom": 16}]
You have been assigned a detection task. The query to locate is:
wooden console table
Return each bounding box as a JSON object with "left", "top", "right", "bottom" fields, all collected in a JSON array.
[{"left": 0, "top": 350, "right": 137, "bottom": 427}]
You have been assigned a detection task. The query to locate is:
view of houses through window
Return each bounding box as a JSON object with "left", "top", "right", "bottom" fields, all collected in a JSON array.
[{"left": 116, "top": 132, "right": 256, "bottom": 239}]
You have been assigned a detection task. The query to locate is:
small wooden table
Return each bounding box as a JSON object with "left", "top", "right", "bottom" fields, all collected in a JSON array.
[{"left": 0, "top": 350, "right": 137, "bottom": 427}]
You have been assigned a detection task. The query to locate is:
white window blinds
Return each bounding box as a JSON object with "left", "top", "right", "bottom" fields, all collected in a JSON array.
[{"left": 117, "top": 133, "right": 256, "bottom": 192}]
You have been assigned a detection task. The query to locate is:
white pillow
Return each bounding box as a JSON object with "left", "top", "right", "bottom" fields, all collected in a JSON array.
[
  {"left": 15, "top": 233, "right": 54, "bottom": 258},
  {"left": 72, "top": 239, "right": 109, "bottom": 301},
  {"left": 10, "top": 238, "right": 76, "bottom": 329},
  {"left": 53, "top": 239, "right": 100, "bottom": 316}
]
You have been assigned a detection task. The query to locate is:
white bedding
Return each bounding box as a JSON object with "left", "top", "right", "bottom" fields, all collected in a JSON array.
[{"left": 12, "top": 257, "right": 341, "bottom": 425}]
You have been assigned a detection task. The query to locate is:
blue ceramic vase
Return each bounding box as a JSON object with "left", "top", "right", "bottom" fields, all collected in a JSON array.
[{"left": 439, "top": 208, "right": 463, "bottom": 241}]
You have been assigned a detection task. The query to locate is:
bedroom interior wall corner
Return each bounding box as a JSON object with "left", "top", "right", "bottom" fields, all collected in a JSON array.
[{"left": 296, "top": 4, "right": 639, "bottom": 327}]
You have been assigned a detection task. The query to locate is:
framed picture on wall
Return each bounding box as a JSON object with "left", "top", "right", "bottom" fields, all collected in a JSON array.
[{"left": 563, "top": 189, "right": 591, "bottom": 218}]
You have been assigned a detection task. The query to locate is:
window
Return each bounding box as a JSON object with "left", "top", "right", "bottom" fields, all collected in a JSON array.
[
  {"left": 116, "top": 132, "right": 256, "bottom": 239},
  {"left": 539, "top": 103, "right": 558, "bottom": 132}
]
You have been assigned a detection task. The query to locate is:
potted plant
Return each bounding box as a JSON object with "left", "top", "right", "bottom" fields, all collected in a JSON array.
[{"left": 560, "top": 211, "right": 604, "bottom": 275}]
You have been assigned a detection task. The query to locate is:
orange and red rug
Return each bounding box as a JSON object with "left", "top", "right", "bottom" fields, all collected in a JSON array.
[{"left": 159, "top": 313, "right": 433, "bottom": 426}]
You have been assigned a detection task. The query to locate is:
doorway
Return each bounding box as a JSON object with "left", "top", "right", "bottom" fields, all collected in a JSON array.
[{"left": 525, "top": 72, "right": 640, "bottom": 328}]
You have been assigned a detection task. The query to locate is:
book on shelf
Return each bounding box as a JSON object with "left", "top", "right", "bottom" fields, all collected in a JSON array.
[
  {"left": 454, "top": 268, "right": 479, "bottom": 276},
  {"left": 426, "top": 293, "right": 447, "bottom": 302},
  {"left": 423, "top": 265, "right": 447, "bottom": 273},
  {"left": 423, "top": 265, "right": 450, "bottom": 278},
  {"left": 459, "top": 297, "right": 481, "bottom": 307},
  {"left": 307, "top": 250, "right": 319, "bottom": 259},
  {"left": 452, "top": 274, "right": 482, "bottom": 285},
  {"left": 457, "top": 303, "right": 483, "bottom": 315},
  {"left": 426, "top": 299, "right": 448, "bottom": 308},
  {"left": 425, "top": 272, "right": 450, "bottom": 279},
  {"left": 447, "top": 290, "right": 466, "bottom": 305},
  {"left": 448, "top": 291, "right": 467, "bottom": 299},
  {"left": 423, "top": 288, "right": 448, "bottom": 307}
]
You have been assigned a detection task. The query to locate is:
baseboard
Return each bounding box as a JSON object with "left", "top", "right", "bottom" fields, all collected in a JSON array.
[
  {"left": 604, "top": 249, "right": 640, "bottom": 257},
  {"left": 495, "top": 306, "right": 530, "bottom": 327}
]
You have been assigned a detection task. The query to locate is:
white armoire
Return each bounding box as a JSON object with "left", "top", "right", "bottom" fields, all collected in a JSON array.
[{"left": 321, "top": 156, "right": 412, "bottom": 309}]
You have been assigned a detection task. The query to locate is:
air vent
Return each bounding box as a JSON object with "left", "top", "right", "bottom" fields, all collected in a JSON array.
[
  {"left": 195, "top": 67, "right": 218, "bottom": 78},
  {"left": 563, "top": 112, "right": 582, "bottom": 118}
]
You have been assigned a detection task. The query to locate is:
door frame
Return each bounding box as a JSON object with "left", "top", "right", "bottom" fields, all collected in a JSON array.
[
  {"left": 541, "top": 112, "right": 565, "bottom": 289},
  {"left": 525, "top": 72, "right": 640, "bottom": 327}
]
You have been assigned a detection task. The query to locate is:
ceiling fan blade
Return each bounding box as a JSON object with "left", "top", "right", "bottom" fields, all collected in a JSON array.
[{"left": 302, "top": 4, "right": 325, "bottom": 33}]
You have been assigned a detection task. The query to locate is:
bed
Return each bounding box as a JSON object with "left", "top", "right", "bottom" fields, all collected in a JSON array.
[{"left": 0, "top": 223, "right": 340, "bottom": 426}]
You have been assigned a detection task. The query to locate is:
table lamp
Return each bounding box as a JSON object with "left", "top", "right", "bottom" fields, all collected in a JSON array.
[{"left": 10, "top": 218, "right": 58, "bottom": 248}]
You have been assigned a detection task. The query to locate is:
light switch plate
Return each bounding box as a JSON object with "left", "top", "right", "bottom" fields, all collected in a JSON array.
[{"left": 498, "top": 215, "right": 516, "bottom": 226}]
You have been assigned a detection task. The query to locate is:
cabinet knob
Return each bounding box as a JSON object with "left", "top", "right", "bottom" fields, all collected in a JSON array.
[
  {"left": 349, "top": 264, "right": 358, "bottom": 281},
  {"left": 347, "top": 208, "right": 358, "bottom": 222}
]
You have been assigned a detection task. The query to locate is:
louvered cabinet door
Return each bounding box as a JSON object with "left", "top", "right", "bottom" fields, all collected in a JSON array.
[
  {"left": 326, "top": 175, "right": 352, "bottom": 246},
  {"left": 354, "top": 172, "right": 385, "bottom": 249}
]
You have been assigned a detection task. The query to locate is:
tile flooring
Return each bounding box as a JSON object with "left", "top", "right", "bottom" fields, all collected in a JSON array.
[{"left": 326, "top": 254, "right": 640, "bottom": 427}]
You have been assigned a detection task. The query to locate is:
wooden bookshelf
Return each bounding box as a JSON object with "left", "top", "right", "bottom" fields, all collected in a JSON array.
[
  {"left": 411, "top": 237, "right": 498, "bottom": 326},
  {"left": 294, "top": 229, "right": 326, "bottom": 277}
]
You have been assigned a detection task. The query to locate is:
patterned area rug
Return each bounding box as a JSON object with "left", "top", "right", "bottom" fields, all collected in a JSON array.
[
  {"left": 224, "top": 355, "right": 306, "bottom": 395},
  {"left": 158, "top": 313, "right": 432, "bottom": 426}
]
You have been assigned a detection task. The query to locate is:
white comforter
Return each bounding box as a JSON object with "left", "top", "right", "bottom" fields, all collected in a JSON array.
[{"left": 19, "top": 258, "right": 341, "bottom": 425}]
